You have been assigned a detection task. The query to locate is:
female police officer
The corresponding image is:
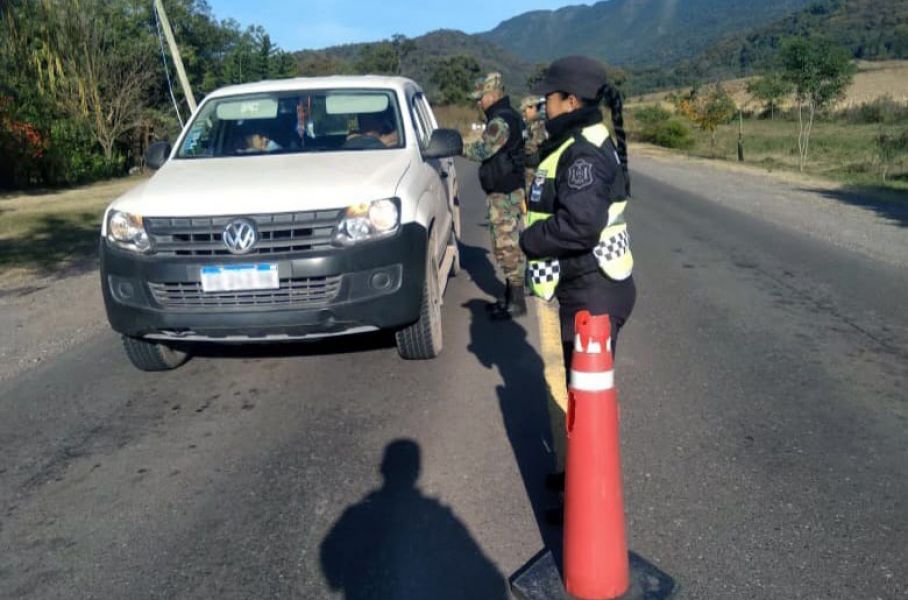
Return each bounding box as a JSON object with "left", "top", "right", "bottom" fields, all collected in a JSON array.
[{"left": 519, "top": 56, "right": 635, "bottom": 371}]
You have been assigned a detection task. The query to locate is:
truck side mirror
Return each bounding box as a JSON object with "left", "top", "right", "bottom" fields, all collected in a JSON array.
[
  {"left": 145, "top": 141, "right": 172, "bottom": 170},
  {"left": 422, "top": 129, "right": 463, "bottom": 160}
]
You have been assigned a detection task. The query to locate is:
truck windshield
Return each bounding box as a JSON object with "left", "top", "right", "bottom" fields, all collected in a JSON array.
[{"left": 176, "top": 89, "right": 404, "bottom": 158}]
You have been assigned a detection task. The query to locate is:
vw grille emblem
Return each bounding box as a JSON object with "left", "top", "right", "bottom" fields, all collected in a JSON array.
[{"left": 223, "top": 218, "right": 257, "bottom": 254}]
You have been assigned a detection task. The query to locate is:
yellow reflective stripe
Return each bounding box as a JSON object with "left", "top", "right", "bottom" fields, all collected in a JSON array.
[
  {"left": 538, "top": 137, "right": 574, "bottom": 178},
  {"left": 525, "top": 210, "right": 550, "bottom": 227},
  {"left": 581, "top": 124, "right": 609, "bottom": 146},
  {"left": 607, "top": 200, "right": 627, "bottom": 227}
]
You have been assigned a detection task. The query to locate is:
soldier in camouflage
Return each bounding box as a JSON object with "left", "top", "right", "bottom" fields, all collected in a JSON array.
[
  {"left": 462, "top": 72, "right": 528, "bottom": 319},
  {"left": 520, "top": 95, "right": 547, "bottom": 195}
]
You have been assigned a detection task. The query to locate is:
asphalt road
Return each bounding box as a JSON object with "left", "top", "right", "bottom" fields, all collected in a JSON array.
[{"left": 1, "top": 159, "right": 906, "bottom": 599}]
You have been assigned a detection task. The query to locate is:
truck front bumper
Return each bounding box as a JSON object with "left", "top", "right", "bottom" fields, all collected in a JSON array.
[{"left": 100, "top": 224, "right": 427, "bottom": 341}]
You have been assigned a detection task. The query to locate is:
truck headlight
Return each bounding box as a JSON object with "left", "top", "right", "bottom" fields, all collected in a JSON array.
[
  {"left": 107, "top": 210, "right": 152, "bottom": 253},
  {"left": 333, "top": 198, "right": 400, "bottom": 246}
]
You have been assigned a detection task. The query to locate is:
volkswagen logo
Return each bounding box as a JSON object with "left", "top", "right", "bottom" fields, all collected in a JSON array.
[{"left": 222, "top": 218, "right": 258, "bottom": 254}]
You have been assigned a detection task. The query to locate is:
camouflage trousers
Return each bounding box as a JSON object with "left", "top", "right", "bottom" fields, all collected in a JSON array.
[{"left": 487, "top": 189, "right": 526, "bottom": 287}]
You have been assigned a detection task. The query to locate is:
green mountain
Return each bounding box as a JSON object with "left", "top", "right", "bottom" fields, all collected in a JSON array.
[
  {"left": 292, "top": 0, "right": 908, "bottom": 100},
  {"left": 294, "top": 30, "right": 537, "bottom": 99},
  {"left": 626, "top": 0, "right": 908, "bottom": 93},
  {"left": 685, "top": 0, "right": 908, "bottom": 76},
  {"left": 479, "top": 0, "right": 816, "bottom": 66}
]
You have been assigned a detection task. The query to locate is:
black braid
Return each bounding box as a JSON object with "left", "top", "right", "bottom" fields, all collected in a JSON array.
[{"left": 601, "top": 83, "right": 630, "bottom": 197}]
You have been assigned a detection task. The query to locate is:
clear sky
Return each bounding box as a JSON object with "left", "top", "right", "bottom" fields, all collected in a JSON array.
[{"left": 205, "top": 0, "right": 584, "bottom": 51}]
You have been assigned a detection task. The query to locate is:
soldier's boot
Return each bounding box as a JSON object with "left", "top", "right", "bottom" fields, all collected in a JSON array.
[
  {"left": 485, "top": 281, "right": 510, "bottom": 313},
  {"left": 491, "top": 284, "right": 527, "bottom": 320}
]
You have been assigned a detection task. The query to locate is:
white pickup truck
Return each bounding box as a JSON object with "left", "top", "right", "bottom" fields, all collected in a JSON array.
[{"left": 100, "top": 76, "right": 463, "bottom": 371}]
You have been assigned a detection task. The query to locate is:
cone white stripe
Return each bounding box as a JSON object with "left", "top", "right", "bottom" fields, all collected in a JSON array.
[
  {"left": 587, "top": 340, "right": 603, "bottom": 354},
  {"left": 570, "top": 369, "right": 615, "bottom": 392},
  {"left": 575, "top": 334, "right": 583, "bottom": 352}
]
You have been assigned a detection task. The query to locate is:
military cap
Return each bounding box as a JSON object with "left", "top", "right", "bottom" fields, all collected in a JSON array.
[
  {"left": 531, "top": 56, "right": 609, "bottom": 99},
  {"left": 470, "top": 72, "right": 504, "bottom": 100},
  {"left": 519, "top": 95, "right": 544, "bottom": 111}
]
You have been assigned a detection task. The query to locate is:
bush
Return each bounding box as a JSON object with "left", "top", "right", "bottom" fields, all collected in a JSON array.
[
  {"left": 877, "top": 129, "right": 908, "bottom": 182},
  {"left": 641, "top": 119, "right": 695, "bottom": 150},
  {"left": 633, "top": 104, "right": 672, "bottom": 125},
  {"left": 839, "top": 96, "right": 908, "bottom": 125},
  {"left": 40, "top": 118, "right": 124, "bottom": 187}
]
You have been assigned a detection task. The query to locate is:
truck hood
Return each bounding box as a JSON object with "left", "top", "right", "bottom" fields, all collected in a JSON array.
[{"left": 111, "top": 151, "right": 411, "bottom": 217}]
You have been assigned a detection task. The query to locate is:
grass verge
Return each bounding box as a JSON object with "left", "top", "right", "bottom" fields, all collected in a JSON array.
[
  {"left": 625, "top": 109, "right": 908, "bottom": 193},
  {"left": 0, "top": 175, "right": 146, "bottom": 288}
]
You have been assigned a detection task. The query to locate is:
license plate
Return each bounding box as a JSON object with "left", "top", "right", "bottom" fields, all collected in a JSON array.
[{"left": 200, "top": 264, "right": 279, "bottom": 293}]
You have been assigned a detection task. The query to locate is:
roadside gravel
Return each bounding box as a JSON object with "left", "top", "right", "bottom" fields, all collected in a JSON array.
[
  {"left": 0, "top": 270, "right": 106, "bottom": 382},
  {"left": 632, "top": 146, "right": 908, "bottom": 268}
]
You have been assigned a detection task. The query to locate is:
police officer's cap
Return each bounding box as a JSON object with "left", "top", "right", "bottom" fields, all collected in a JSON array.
[{"left": 532, "top": 56, "right": 609, "bottom": 100}]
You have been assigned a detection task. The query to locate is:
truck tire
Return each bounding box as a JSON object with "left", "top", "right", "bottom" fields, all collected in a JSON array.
[
  {"left": 396, "top": 231, "right": 443, "bottom": 359},
  {"left": 448, "top": 225, "right": 461, "bottom": 277},
  {"left": 122, "top": 335, "right": 191, "bottom": 371}
]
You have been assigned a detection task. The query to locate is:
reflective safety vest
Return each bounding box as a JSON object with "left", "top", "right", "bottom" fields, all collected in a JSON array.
[{"left": 525, "top": 123, "right": 633, "bottom": 301}]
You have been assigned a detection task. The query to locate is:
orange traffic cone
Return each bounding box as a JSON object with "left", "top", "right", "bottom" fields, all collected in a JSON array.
[{"left": 563, "top": 311, "right": 629, "bottom": 600}]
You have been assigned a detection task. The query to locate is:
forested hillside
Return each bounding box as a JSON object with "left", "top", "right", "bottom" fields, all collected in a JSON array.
[
  {"left": 630, "top": 0, "right": 908, "bottom": 92},
  {"left": 479, "top": 0, "right": 815, "bottom": 66},
  {"left": 294, "top": 30, "right": 536, "bottom": 100}
]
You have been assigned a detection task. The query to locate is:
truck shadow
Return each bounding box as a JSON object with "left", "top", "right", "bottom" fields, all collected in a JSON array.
[
  {"left": 319, "top": 439, "right": 510, "bottom": 599},
  {"left": 186, "top": 331, "right": 396, "bottom": 360}
]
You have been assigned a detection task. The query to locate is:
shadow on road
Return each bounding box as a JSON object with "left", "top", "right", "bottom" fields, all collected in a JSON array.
[
  {"left": 185, "top": 331, "right": 396, "bottom": 360},
  {"left": 459, "top": 241, "right": 563, "bottom": 562},
  {"left": 457, "top": 240, "right": 505, "bottom": 301},
  {"left": 799, "top": 185, "right": 908, "bottom": 227},
  {"left": 0, "top": 212, "right": 100, "bottom": 278},
  {"left": 319, "top": 439, "right": 509, "bottom": 599}
]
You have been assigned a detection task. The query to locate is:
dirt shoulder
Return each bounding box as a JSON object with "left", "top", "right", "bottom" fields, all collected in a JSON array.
[
  {"left": 0, "top": 175, "right": 146, "bottom": 382},
  {"left": 631, "top": 143, "right": 908, "bottom": 268}
]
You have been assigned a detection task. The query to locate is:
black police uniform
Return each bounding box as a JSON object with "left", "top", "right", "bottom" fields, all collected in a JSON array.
[{"left": 519, "top": 56, "right": 636, "bottom": 368}]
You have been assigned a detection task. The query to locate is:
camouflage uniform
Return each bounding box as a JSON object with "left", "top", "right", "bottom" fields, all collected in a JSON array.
[
  {"left": 520, "top": 95, "right": 547, "bottom": 194},
  {"left": 463, "top": 74, "right": 526, "bottom": 289}
]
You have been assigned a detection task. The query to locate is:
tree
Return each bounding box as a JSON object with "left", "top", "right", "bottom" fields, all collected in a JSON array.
[
  {"left": 354, "top": 42, "right": 400, "bottom": 75},
  {"left": 526, "top": 63, "right": 548, "bottom": 91},
  {"left": 429, "top": 55, "right": 481, "bottom": 106},
  {"left": 391, "top": 34, "right": 417, "bottom": 75},
  {"left": 675, "top": 82, "right": 737, "bottom": 149},
  {"left": 0, "top": 0, "right": 300, "bottom": 188},
  {"left": 876, "top": 129, "right": 908, "bottom": 184},
  {"left": 778, "top": 37, "right": 856, "bottom": 171},
  {"left": 19, "top": 0, "right": 156, "bottom": 162},
  {"left": 297, "top": 52, "right": 351, "bottom": 77},
  {"left": 746, "top": 74, "right": 792, "bottom": 120}
]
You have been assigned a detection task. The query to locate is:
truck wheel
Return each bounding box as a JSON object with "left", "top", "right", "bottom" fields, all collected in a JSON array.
[
  {"left": 448, "top": 226, "right": 461, "bottom": 277},
  {"left": 122, "top": 335, "right": 191, "bottom": 371},
  {"left": 396, "top": 231, "right": 443, "bottom": 359}
]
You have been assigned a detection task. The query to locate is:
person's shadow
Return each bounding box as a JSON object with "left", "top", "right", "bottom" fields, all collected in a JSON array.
[
  {"left": 459, "top": 241, "right": 563, "bottom": 562},
  {"left": 320, "top": 439, "right": 509, "bottom": 599}
]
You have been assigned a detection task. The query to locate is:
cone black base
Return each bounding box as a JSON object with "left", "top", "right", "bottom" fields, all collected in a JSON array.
[{"left": 510, "top": 549, "right": 677, "bottom": 600}]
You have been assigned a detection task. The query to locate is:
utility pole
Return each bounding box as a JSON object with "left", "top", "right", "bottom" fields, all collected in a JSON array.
[
  {"left": 737, "top": 108, "right": 744, "bottom": 162},
  {"left": 153, "top": 0, "right": 197, "bottom": 113}
]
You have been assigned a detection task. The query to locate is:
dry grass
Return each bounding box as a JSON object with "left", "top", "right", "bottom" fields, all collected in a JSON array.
[
  {"left": 434, "top": 105, "right": 484, "bottom": 139},
  {"left": 625, "top": 108, "right": 908, "bottom": 191},
  {"left": 629, "top": 60, "right": 908, "bottom": 111},
  {"left": 0, "top": 175, "right": 147, "bottom": 286}
]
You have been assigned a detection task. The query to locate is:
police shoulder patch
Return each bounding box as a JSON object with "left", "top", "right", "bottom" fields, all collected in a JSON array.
[{"left": 567, "top": 158, "right": 594, "bottom": 190}]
